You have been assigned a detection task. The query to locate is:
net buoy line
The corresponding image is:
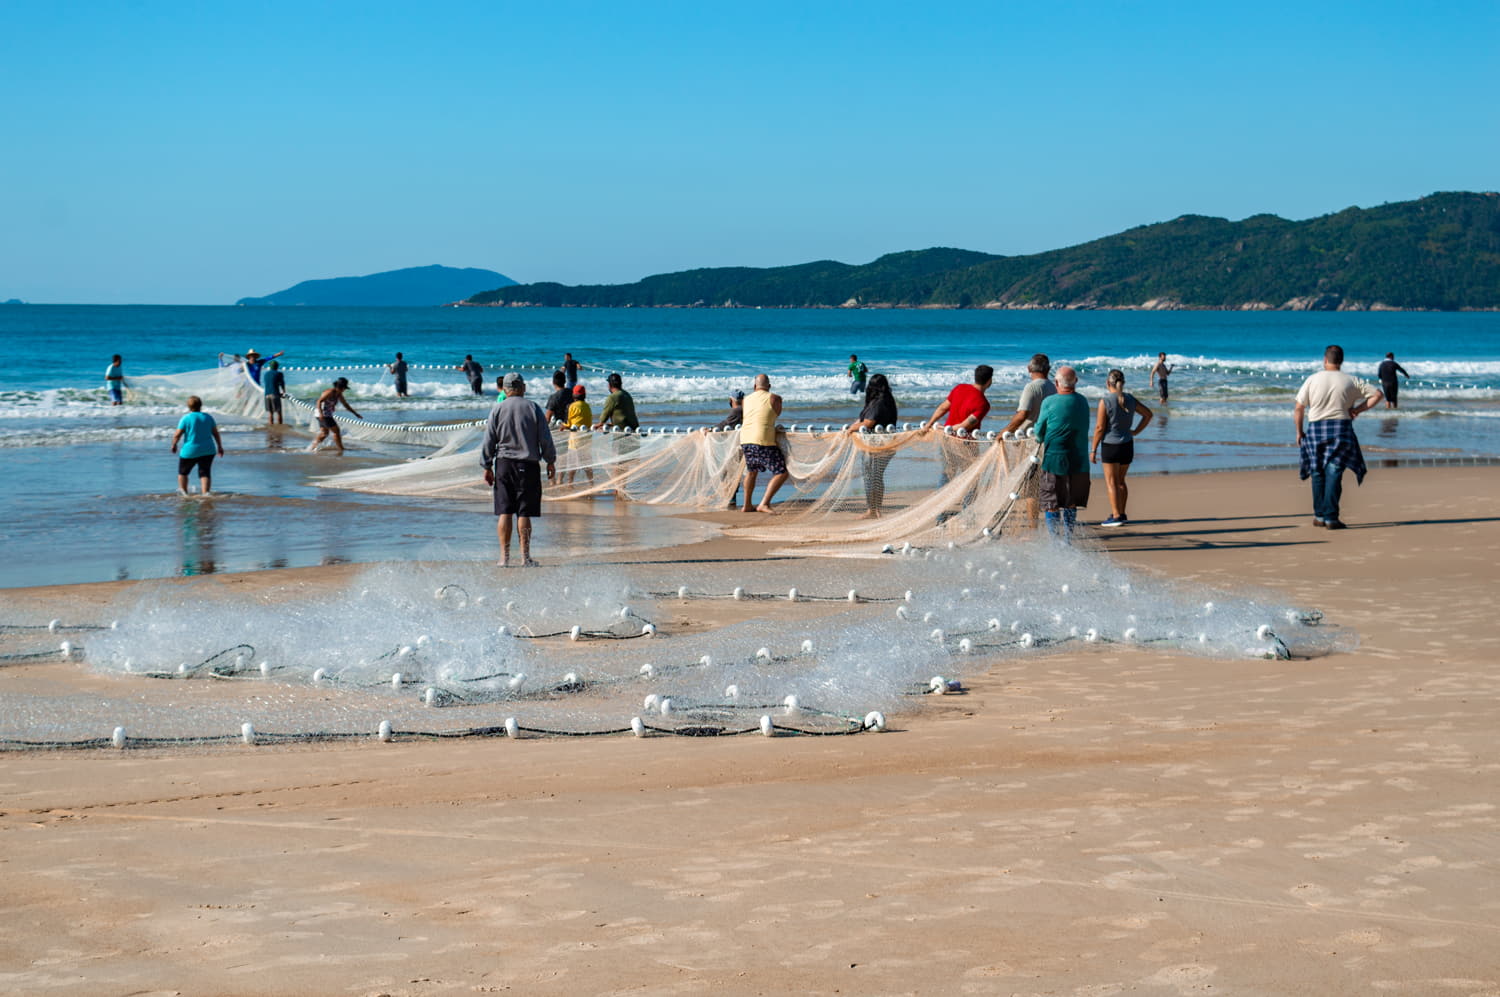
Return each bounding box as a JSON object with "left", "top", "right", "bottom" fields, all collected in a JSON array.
[
  {"left": 269, "top": 358, "right": 1489, "bottom": 395},
  {"left": 0, "top": 711, "right": 879, "bottom": 751}
]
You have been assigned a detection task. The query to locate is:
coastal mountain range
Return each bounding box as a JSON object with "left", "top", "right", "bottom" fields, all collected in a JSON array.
[
  {"left": 466, "top": 192, "right": 1500, "bottom": 311},
  {"left": 238, "top": 265, "right": 515, "bottom": 307}
]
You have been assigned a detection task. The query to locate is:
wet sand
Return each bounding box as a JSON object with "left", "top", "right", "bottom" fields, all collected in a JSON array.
[{"left": 2, "top": 466, "right": 1498, "bottom": 995}]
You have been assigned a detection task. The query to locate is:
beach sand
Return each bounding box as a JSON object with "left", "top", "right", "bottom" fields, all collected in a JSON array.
[{"left": 2, "top": 466, "right": 1498, "bottom": 996}]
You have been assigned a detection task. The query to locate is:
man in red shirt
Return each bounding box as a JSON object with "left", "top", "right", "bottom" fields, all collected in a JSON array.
[
  {"left": 922, "top": 366, "right": 995, "bottom": 520},
  {"left": 922, "top": 365, "right": 994, "bottom": 433}
]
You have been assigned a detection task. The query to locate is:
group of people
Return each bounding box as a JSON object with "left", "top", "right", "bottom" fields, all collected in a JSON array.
[{"left": 160, "top": 345, "right": 1400, "bottom": 547}]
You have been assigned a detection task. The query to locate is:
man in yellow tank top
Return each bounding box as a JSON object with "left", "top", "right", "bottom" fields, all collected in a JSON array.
[{"left": 739, "top": 374, "right": 788, "bottom": 512}]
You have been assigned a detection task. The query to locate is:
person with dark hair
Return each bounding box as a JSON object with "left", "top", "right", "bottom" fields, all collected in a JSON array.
[
  {"left": 262, "top": 360, "right": 287, "bottom": 426},
  {"left": 457, "top": 355, "right": 484, "bottom": 395},
  {"left": 312, "top": 376, "right": 363, "bottom": 453},
  {"left": 594, "top": 372, "right": 639, "bottom": 431},
  {"left": 105, "top": 354, "right": 124, "bottom": 405},
  {"left": 389, "top": 352, "right": 409, "bottom": 398},
  {"left": 481, "top": 373, "right": 556, "bottom": 566},
  {"left": 1377, "top": 352, "right": 1410, "bottom": 409},
  {"left": 1033, "top": 366, "right": 1092, "bottom": 540},
  {"left": 563, "top": 352, "right": 580, "bottom": 390},
  {"left": 543, "top": 370, "right": 571, "bottom": 423},
  {"left": 171, "top": 395, "right": 224, "bottom": 495},
  {"left": 1090, "top": 369, "right": 1153, "bottom": 527},
  {"left": 921, "top": 365, "right": 994, "bottom": 518},
  {"left": 847, "top": 354, "right": 868, "bottom": 395},
  {"left": 1295, "top": 345, "right": 1383, "bottom": 529},
  {"left": 1150, "top": 352, "right": 1175, "bottom": 403},
  {"left": 846, "top": 373, "right": 899, "bottom": 518},
  {"left": 1001, "top": 353, "right": 1056, "bottom": 436}
]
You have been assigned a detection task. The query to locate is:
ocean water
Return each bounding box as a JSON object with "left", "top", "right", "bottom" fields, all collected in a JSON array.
[{"left": 1, "top": 305, "right": 1496, "bottom": 587}]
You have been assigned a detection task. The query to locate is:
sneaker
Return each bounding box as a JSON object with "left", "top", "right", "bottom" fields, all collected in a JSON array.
[
  {"left": 1325, "top": 520, "right": 1347, "bottom": 530},
  {"left": 1099, "top": 515, "right": 1123, "bottom": 527},
  {"left": 1312, "top": 518, "right": 1326, "bottom": 527}
]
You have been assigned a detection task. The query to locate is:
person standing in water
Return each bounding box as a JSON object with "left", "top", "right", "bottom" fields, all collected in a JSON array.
[
  {"left": 458, "top": 355, "right": 485, "bottom": 395},
  {"left": 480, "top": 373, "right": 557, "bottom": 567},
  {"left": 170, "top": 396, "right": 224, "bottom": 496},
  {"left": 262, "top": 360, "right": 287, "bottom": 426},
  {"left": 312, "top": 377, "right": 363, "bottom": 453},
  {"left": 389, "top": 353, "right": 409, "bottom": 398},
  {"left": 563, "top": 352, "right": 580, "bottom": 390},
  {"left": 1090, "top": 369, "right": 1153, "bottom": 527},
  {"left": 105, "top": 354, "right": 124, "bottom": 406},
  {"left": 1150, "top": 352, "right": 1175, "bottom": 403},
  {"left": 847, "top": 354, "right": 868, "bottom": 396},
  {"left": 1377, "top": 352, "right": 1410, "bottom": 409}
]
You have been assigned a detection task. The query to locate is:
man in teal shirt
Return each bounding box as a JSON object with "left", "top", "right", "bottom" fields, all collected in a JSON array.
[{"left": 1032, "top": 365, "right": 1091, "bottom": 539}]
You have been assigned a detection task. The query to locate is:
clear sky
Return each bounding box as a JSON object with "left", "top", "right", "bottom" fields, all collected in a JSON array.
[{"left": 3, "top": 1, "right": 1496, "bottom": 303}]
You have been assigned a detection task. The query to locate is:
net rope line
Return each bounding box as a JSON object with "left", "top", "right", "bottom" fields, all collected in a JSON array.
[{"left": 276, "top": 358, "right": 1487, "bottom": 395}]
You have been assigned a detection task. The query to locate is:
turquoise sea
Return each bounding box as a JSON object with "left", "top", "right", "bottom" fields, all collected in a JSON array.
[{"left": 1, "top": 305, "right": 1496, "bottom": 587}]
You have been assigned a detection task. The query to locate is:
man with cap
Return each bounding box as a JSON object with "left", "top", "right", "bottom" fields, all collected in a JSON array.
[
  {"left": 481, "top": 372, "right": 557, "bottom": 567},
  {"left": 241, "top": 348, "right": 284, "bottom": 386},
  {"left": 713, "top": 390, "right": 745, "bottom": 431}
]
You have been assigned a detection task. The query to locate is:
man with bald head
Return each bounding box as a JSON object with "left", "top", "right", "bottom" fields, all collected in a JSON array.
[
  {"left": 1032, "top": 365, "right": 1093, "bottom": 539},
  {"left": 739, "top": 373, "right": 789, "bottom": 512}
]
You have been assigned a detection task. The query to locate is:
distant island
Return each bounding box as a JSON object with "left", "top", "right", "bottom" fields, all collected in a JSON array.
[
  {"left": 466, "top": 192, "right": 1500, "bottom": 311},
  {"left": 238, "top": 265, "right": 516, "bottom": 307}
]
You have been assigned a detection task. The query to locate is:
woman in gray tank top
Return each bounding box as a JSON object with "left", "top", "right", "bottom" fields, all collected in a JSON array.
[{"left": 1090, "top": 369, "right": 1153, "bottom": 527}]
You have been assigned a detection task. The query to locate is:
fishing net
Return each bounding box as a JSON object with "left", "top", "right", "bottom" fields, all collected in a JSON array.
[
  {"left": 0, "top": 546, "right": 1351, "bottom": 750},
  {"left": 313, "top": 424, "right": 1043, "bottom": 549}
]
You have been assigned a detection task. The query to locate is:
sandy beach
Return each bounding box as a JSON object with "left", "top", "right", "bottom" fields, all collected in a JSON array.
[{"left": 2, "top": 465, "right": 1498, "bottom": 996}]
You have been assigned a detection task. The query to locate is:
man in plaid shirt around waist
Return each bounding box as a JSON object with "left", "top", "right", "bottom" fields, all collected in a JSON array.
[{"left": 1294, "top": 344, "right": 1383, "bottom": 530}]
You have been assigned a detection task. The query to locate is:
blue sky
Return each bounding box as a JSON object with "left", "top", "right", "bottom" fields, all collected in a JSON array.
[{"left": 2, "top": 1, "right": 1496, "bottom": 303}]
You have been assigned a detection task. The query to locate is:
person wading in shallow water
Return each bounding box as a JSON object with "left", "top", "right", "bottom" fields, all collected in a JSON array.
[
  {"left": 312, "top": 377, "right": 363, "bottom": 453},
  {"left": 481, "top": 373, "right": 556, "bottom": 567}
]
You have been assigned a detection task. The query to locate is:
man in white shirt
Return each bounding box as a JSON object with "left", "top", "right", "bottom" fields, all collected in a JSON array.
[{"left": 1294, "top": 345, "right": 1383, "bottom": 529}]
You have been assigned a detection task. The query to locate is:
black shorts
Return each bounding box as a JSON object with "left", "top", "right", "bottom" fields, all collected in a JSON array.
[
  {"left": 178, "top": 454, "right": 215, "bottom": 477},
  {"left": 318, "top": 416, "right": 338, "bottom": 430},
  {"left": 1100, "top": 439, "right": 1134, "bottom": 465},
  {"left": 1039, "top": 471, "right": 1090, "bottom": 510},
  {"left": 493, "top": 458, "right": 542, "bottom": 517},
  {"left": 265, "top": 395, "right": 282, "bottom": 414}
]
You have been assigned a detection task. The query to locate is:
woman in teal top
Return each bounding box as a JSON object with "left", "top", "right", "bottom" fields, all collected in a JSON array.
[{"left": 170, "top": 395, "right": 224, "bottom": 495}]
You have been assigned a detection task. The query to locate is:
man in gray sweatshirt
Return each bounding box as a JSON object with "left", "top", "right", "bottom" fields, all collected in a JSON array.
[{"left": 481, "top": 372, "right": 557, "bottom": 567}]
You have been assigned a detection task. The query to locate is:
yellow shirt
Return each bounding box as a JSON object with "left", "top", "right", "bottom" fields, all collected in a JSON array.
[
  {"left": 739, "top": 390, "right": 778, "bottom": 447},
  {"left": 566, "top": 400, "right": 592, "bottom": 450}
]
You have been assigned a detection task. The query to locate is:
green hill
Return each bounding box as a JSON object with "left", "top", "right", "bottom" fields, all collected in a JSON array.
[{"left": 468, "top": 192, "right": 1500, "bottom": 310}]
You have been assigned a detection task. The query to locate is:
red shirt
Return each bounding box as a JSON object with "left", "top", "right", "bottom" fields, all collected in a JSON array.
[{"left": 944, "top": 383, "right": 991, "bottom": 428}]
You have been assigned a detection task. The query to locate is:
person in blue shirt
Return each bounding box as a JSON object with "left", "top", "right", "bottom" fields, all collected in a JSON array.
[
  {"left": 105, "top": 354, "right": 124, "bottom": 405},
  {"left": 170, "top": 396, "right": 224, "bottom": 496},
  {"left": 240, "top": 348, "right": 284, "bottom": 385},
  {"left": 262, "top": 360, "right": 287, "bottom": 425}
]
